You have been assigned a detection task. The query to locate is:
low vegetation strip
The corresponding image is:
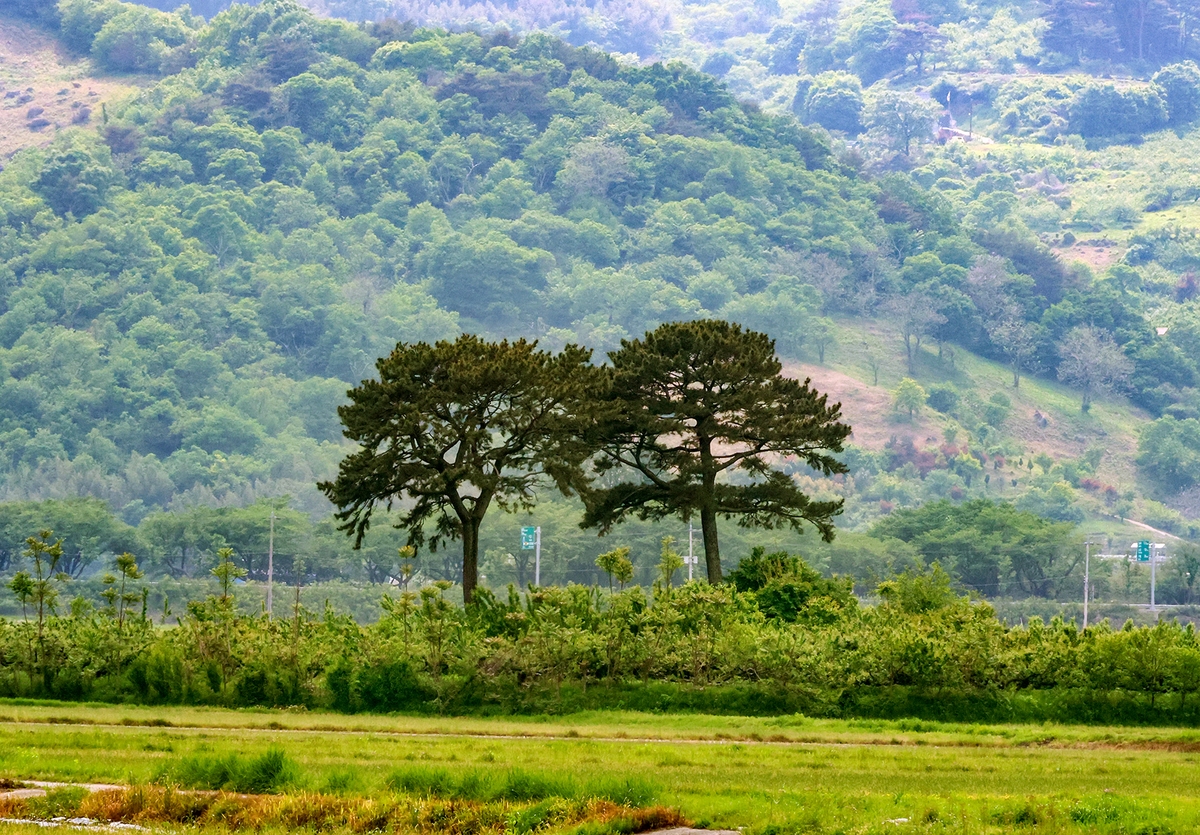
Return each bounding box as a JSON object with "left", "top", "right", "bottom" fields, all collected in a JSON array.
[{"left": 7, "top": 547, "right": 1200, "bottom": 727}]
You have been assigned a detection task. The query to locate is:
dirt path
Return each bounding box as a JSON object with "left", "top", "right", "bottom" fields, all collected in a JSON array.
[
  {"left": 0, "top": 781, "right": 123, "bottom": 801},
  {"left": 1113, "top": 515, "right": 1184, "bottom": 542}
]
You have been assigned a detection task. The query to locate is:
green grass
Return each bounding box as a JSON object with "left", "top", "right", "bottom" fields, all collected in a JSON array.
[
  {"left": 803, "top": 314, "right": 1158, "bottom": 529},
  {"left": 1, "top": 702, "right": 1200, "bottom": 833}
]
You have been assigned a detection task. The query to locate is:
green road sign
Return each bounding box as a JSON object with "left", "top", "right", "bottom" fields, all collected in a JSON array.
[
  {"left": 1136, "top": 540, "right": 1151, "bottom": 562},
  {"left": 521, "top": 526, "right": 537, "bottom": 550}
]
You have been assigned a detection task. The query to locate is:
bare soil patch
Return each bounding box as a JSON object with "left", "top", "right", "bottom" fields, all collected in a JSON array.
[
  {"left": 1060, "top": 240, "right": 1123, "bottom": 273},
  {"left": 783, "top": 362, "right": 943, "bottom": 450}
]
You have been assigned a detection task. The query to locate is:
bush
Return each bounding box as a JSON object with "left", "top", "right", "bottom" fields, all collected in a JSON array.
[
  {"left": 728, "top": 547, "right": 856, "bottom": 622},
  {"left": 384, "top": 766, "right": 594, "bottom": 803},
  {"left": 983, "top": 392, "right": 1011, "bottom": 427},
  {"left": 91, "top": 6, "right": 192, "bottom": 74},
  {"left": 927, "top": 384, "right": 959, "bottom": 414},
  {"left": 325, "top": 658, "right": 426, "bottom": 713}
]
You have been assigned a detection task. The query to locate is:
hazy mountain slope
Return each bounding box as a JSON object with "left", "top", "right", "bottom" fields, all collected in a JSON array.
[
  {"left": 5, "top": 0, "right": 1200, "bottom": 549},
  {"left": 0, "top": 0, "right": 928, "bottom": 524}
]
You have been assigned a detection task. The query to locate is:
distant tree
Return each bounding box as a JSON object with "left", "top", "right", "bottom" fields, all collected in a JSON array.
[
  {"left": 727, "top": 546, "right": 855, "bottom": 621},
  {"left": 1057, "top": 325, "right": 1134, "bottom": 411},
  {"left": 582, "top": 320, "right": 851, "bottom": 584},
  {"left": 1068, "top": 83, "right": 1167, "bottom": 138},
  {"left": 0, "top": 498, "right": 140, "bottom": 578},
  {"left": 892, "top": 377, "right": 927, "bottom": 419},
  {"left": 863, "top": 90, "right": 940, "bottom": 155},
  {"left": 810, "top": 317, "right": 837, "bottom": 363},
  {"left": 887, "top": 22, "right": 947, "bottom": 75},
  {"left": 111, "top": 552, "right": 145, "bottom": 633},
  {"left": 1166, "top": 542, "right": 1200, "bottom": 603},
  {"left": 58, "top": 0, "right": 124, "bottom": 54},
  {"left": 1153, "top": 61, "right": 1200, "bottom": 126},
  {"left": 321, "top": 336, "right": 598, "bottom": 603},
  {"left": 872, "top": 499, "right": 1076, "bottom": 597},
  {"left": 803, "top": 71, "right": 865, "bottom": 134},
  {"left": 989, "top": 315, "right": 1041, "bottom": 388},
  {"left": 90, "top": 6, "right": 192, "bottom": 74},
  {"left": 861, "top": 335, "right": 884, "bottom": 385},
  {"left": 835, "top": 0, "right": 904, "bottom": 83},
  {"left": 11, "top": 0, "right": 59, "bottom": 26},
  {"left": 883, "top": 291, "right": 946, "bottom": 374},
  {"left": 35, "top": 142, "right": 117, "bottom": 218},
  {"left": 556, "top": 140, "right": 634, "bottom": 201},
  {"left": 418, "top": 232, "right": 553, "bottom": 323},
  {"left": 1137, "top": 416, "right": 1200, "bottom": 491},
  {"left": 657, "top": 536, "right": 685, "bottom": 588},
  {"left": 1041, "top": 0, "right": 1120, "bottom": 63},
  {"left": 926, "top": 384, "right": 959, "bottom": 413},
  {"left": 10, "top": 531, "right": 68, "bottom": 691},
  {"left": 595, "top": 546, "right": 634, "bottom": 592}
]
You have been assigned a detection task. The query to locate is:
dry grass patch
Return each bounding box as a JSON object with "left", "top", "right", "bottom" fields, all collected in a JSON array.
[
  {"left": 0, "top": 785, "right": 685, "bottom": 835},
  {"left": 0, "top": 15, "right": 143, "bottom": 159}
]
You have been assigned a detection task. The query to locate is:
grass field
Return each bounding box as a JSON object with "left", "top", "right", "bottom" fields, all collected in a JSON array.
[{"left": 0, "top": 701, "right": 1198, "bottom": 834}]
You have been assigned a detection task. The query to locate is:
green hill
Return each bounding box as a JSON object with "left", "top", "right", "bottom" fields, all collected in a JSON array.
[
  {"left": 1, "top": 0, "right": 1200, "bottom": 604},
  {"left": 0, "top": 0, "right": 925, "bottom": 519}
]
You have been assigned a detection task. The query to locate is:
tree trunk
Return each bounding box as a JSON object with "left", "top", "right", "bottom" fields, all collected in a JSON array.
[
  {"left": 462, "top": 518, "right": 480, "bottom": 604},
  {"left": 1138, "top": 2, "right": 1146, "bottom": 61},
  {"left": 700, "top": 504, "right": 722, "bottom": 583}
]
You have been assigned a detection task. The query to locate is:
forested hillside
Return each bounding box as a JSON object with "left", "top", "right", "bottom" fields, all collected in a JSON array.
[
  {"left": 8, "top": 0, "right": 1200, "bottom": 608},
  {"left": 0, "top": 0, "right": 943, "bottom": 518}
]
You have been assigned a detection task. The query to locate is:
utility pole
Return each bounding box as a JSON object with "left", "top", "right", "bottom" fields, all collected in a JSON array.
[
  {"left": 267, "top": 511, "right": 275, "bottom": 619},
  {"left": 1083, "top": 539, "right": 1091, "bottom": 629},
  {"left": 1151, "top": 542, "right": 1158, "bottom": 611},
  {"left": 535, "top": 526, "right": 541, "bottom": 587},
  {"left": 688, "top": 523, "right": 694, "bottom": 582}
]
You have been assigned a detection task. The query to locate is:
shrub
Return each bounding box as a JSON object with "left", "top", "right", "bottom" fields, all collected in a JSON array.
[
  {"left": 926, "top": 384, "right": 959, "bottom": 414},
  {"left": 728, "top": 547, "right": 856, "bottom": 622}
]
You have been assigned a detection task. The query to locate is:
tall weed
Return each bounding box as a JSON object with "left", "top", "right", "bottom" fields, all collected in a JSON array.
[
  {"left": 384, "top": 765, "right": 657, "bottom": 806},
  {"left": 157, "top": 747, "right": 299, "bottom": 793}
]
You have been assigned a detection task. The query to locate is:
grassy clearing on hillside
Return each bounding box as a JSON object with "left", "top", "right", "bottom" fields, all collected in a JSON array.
[
  {"left": 0, "top": 16, "right": 141, "bottom": 159},
  {"left": 0, "top": 703, "right": 1198, "bottom": 833},
  {"left": 787, "top": 314, "right": 1154, "bottom": 523}
]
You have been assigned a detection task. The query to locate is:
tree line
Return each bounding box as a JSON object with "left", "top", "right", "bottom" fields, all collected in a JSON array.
[{"left": 5, "top": 538, "right": 1200, "bottom": 725}]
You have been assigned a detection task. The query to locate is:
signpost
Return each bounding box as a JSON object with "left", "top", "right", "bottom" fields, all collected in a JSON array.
[
  {"left": 1135, "top": 540, "right": 1161, "bottom": 610},
  {"left": 521, "top": 525, "right": 541, "bottom": 587}
]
